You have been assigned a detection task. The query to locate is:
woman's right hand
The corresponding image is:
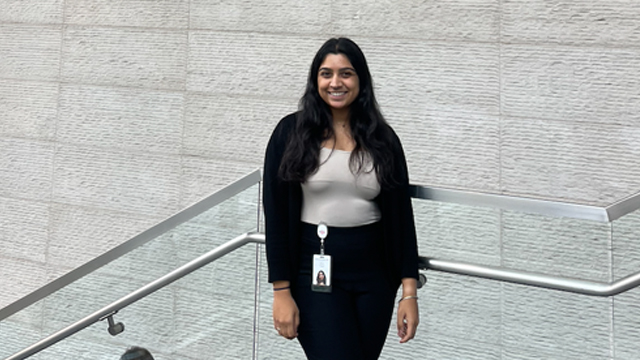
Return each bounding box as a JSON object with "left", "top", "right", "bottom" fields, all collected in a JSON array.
[{"left": 273, "top": 288, "right": 299, "bottom": 339}]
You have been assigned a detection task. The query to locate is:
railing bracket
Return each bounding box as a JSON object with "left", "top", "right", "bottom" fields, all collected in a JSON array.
[
  {"left": 417, "top": 273, "right": 427, "bottom": 289},
  {"left": 100, "top": 311, "right": 125, "bottom": 336}
]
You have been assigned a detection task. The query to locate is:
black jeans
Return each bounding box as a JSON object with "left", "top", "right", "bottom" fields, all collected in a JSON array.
[{"left": 293, "top": 222, "right": 397, "bottom": 360}]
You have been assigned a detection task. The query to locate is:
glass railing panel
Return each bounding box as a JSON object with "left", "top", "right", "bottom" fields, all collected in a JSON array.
[
  {"left": 172, "top": 244, "right": 257, "bottom": 358},
  {"left": 501, "top": 283, "right": 612, "bottom": 360},
  {"left": 0, "top": 182, "right": 260, "bottom": 359},
  {"left": 611, "top": 207, "right": 640, "bottom": 358},
  {"left": 409, "top": 197, "right": 503, "bottom": 358},
  {"left": 501, "top": 211, "right": 612, "bottom": 281},
  {"left": 26, "top": 287, "right": 175, "bottom": 360},
  {"left": 0, "top": 304, "right": 44, "bottom": 359},
  {"left": 499, "top": 211, "right": 614, "bottom": 358},
  {"left": 410, "top": 194, "right": 617, "bottom": 358},
  {"left": 23, "top": 245, "right": 259, "bottom": 360},
  {"left": 412, "top": 198, "right": 502, "bottom": 266}
]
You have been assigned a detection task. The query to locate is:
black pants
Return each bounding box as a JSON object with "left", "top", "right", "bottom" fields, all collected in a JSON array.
[{"left": 293, "top": 222, "right": 397, "bottom": 360}]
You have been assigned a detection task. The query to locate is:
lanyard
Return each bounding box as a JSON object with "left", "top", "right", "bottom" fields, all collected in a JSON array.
[{"left": 317, "top": 222, "right": 328, "bottom": 255}]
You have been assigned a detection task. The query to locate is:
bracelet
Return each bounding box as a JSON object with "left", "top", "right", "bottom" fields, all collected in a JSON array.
[
  {"left": 273, "top": 286, "right": 290, "bottom": 291},
  {"left": 398, "top": 295, "right": 418, "bottom": 303}
]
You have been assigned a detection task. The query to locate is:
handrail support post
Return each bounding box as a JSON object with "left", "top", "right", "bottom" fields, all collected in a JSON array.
[{"left": 100, "top": 311, "right": 125, "bottom": 336}]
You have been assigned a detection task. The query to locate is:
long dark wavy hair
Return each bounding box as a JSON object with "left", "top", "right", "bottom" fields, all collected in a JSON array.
[
  {"left": 278, "top": 38, "right": 400, "bottom": 188},
  {"left": 316, "top": 270, "right": 326, "bottom": 285}
]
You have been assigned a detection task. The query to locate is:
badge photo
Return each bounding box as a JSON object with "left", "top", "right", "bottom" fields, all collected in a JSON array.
[{"left": 312, "top": 254, "right": 332, "bottom": 293}]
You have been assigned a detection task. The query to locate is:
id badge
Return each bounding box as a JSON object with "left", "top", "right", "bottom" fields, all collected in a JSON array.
[
  {"left": 312, "top": 254, "right": 332, "bottom": 293},
  {"left": 312, "top": 222, "right": 332, "bottom": 293}
]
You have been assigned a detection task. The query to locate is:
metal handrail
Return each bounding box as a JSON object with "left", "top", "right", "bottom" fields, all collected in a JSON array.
[
  {"left": 606, "top": 190, "right": 640, "bottom": 222},
  {"left": 4, "top": 232, "right": 266, "bottom": 360},
  {"left": 419, "top": 257, "right": 640, "bottom": 297},
  {"left": 410, "top": 185, "right": 640, "bottom": 222},
  {"left": 0, "top": 169, "right": 262, "bottom": 322}
]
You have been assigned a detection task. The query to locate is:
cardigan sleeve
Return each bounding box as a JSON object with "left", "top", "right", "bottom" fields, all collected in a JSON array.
[
  {"left": 396, "top": 140, "right": 419, "bottom": 280},
  {"left": 262, "top": 114, "right": 295, "bottom": 283},
  {"left": 386, "top": 128, "right": 420, "bottom": 281}
]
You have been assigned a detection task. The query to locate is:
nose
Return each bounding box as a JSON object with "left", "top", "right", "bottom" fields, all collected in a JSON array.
[{"left": 330, "top": 74, "right": 341, "bottom": 88}]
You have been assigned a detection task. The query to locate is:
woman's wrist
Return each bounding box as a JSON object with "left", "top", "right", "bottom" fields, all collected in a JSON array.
[
  {"left": 401, "top": 277, "right": 418, "bottom": 297},
  {"left": 273, "top": 289, "right": 292, "bottom": 298},
  {"left": 398, "top": 295, "right": 419, "bottom": 303},
  {"left": 272, "top": 281, "right": 291, "bottom": 295}
]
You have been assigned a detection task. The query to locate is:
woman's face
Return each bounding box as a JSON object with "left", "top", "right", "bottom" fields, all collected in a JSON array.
[
  {"left": 317, "top": 53, "right": 360, "bottom": 113},
  {"left": 318, "top": 272, "right": 325, "bottom": 280}
]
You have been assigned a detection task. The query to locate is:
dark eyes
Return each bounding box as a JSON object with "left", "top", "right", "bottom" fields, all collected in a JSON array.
[{"left": 319, "top": 71, "right": 354, "bottom": 78}]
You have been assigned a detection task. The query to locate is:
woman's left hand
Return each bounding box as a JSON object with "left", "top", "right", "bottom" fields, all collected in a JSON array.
[{"left": 397, "top": 297, "right": 419, "bottom": 343}]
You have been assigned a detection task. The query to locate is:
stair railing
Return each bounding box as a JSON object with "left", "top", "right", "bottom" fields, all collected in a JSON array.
[{"left": 4, "top": 171, "right": 640, "bottom": 360}]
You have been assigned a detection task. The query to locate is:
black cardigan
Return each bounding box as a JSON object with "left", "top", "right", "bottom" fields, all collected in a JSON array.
[{"left": 263, "top": 113, "right": 419, "bottom": 287}]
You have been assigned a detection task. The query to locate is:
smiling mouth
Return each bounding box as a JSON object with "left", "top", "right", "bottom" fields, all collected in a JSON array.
[{"left": 329, "top": 92, "right": 346, "bottom": 96}]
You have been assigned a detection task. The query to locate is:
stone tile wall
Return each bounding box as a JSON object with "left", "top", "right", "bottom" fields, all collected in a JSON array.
[{"left": 1, "top": 0, "right": 640, "bottom": 359}]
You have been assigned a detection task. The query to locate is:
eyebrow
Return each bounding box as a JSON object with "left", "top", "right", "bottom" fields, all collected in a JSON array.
[{"left": 319, "top": 67, "right": 356, "bottom": 72}]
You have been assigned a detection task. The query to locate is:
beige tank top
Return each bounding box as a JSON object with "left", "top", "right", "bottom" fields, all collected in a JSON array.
[{"left": 301, "top": 147, "right": 381, "bottom": 227}]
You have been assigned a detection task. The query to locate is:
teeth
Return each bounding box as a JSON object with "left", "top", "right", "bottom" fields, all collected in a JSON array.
[{"left": 330, "top": 92, "right": 346, "bottom": 96}]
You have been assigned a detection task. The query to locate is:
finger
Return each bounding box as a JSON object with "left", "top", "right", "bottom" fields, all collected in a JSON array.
[
  {"left": 278, "top": 314, "right": 299, "bottom": 339},
  {"left": 399, "top": 326, "right": 408, "bottom": 342},
  {"left": 399, "top": 328, "right": 410, "bottom": 343},
  {"left": 281, "top": 324, "right": 296, "bottom": 340},
  {"left": 399, "top": 321, "right": 417, "bottom": 343},
  {"left": 398, "top": 327, "right": 407, "bottom": 339},
  {"left": 406, "top": 322, "right": 416, "bottom": 340},
  {"left": 293, "top": 312, "right": 300, "bottom": 337}
]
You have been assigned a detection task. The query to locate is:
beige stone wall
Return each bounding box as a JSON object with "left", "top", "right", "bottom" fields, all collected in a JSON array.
[{"left": 2, "top": 1, "right": 640, "bottom": 359}]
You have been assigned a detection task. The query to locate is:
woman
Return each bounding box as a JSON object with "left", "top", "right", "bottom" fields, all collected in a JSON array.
[
  {"left": 315, "top": 270, "right": 327, "bottom": 286},
  {"left": 263, "top": 37, "right": 419, "bottom": 360}
]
